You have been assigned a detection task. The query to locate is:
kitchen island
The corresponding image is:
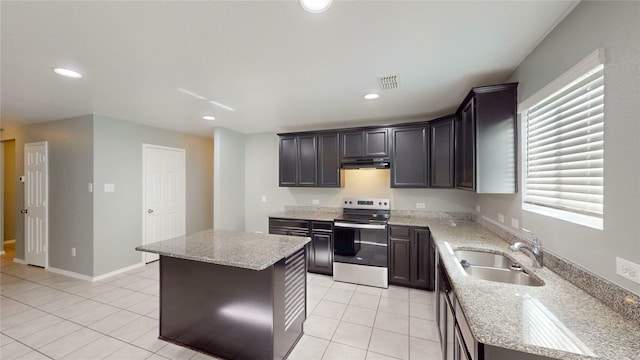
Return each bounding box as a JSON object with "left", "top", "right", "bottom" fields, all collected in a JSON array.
[{"left": 136, "top": 229, "right": 310, "bottom": 360}]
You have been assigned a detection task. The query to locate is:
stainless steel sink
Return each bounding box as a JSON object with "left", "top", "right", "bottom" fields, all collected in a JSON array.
[
  {"left": 453, "top": 249, "right": 545, "bottom": 286},
  {"left": 464, "top": 266, "right": 544, "bottom": 286},
  {"left": 453, "top": 249, "right": 515, "bottom": 269}
]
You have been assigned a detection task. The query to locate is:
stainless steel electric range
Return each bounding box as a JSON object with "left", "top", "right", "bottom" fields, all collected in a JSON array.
[{"left": 333, "top": 197, "right": 390, "bottom": 288}]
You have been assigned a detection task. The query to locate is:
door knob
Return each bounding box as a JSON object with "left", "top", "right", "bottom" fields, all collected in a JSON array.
[
  {"left": 147, "top": 209, "right": 154, "bottom": 214},
  {"left": 20, "top": 209, "right": 28, "bottom": 214}
]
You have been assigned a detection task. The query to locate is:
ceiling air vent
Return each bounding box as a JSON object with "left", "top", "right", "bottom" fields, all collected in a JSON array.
[{"left": 377, "top": 74, "right": 400, "bottom": 90}]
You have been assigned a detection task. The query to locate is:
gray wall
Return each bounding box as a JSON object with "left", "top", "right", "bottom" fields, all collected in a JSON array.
[
  {"left": 1, "top": 114, "right": 213, "bottom": 277},
  {"left": 3, "top": 140, "right": 16, "bottom": 241},
  {"left": 244, "top": 132, "right": 476, "bottom": 233},
  {"left": 478, "top": 1, "right": 640, "bottom": 295},
  {"left": 93, "top": 115, "right": 213, "bottom": 276},
  {"left": 1, "top": 116, "right": 95, "bottom": 274},
  {"left": 213, "top": 127, "right": 246, "bottom": 231}
]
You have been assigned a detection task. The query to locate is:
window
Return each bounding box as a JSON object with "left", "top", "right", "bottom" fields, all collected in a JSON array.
[{"left": 520, "top": 49, "right": 605, "bottom": 229}]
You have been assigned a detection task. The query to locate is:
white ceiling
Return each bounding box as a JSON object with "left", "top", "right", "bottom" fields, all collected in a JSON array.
[{"left": 1, "top": 1, "right": 578, "bottom": 137}]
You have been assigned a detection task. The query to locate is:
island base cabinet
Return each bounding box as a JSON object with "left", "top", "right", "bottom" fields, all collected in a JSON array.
[{"left": 159, "top": 249, "right": 306, "bottom": 360}]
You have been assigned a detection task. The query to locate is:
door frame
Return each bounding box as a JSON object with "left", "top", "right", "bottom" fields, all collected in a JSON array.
[
  {"left": 141, "top": 143, "right": 186, "bottom": 263},
  {"left": 24, "top": 141, "right": 49, "bottom": 267},
  {"left": 0, "top": 141, "right": 4, "bottom": 254}
]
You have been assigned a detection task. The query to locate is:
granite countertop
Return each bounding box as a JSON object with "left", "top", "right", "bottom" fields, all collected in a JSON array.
[
  {"left": 269, "top": 210, "right": 341, "bottom": 222},
  {"left": 135, "top": 229, "right": 310, "bottom": 271},
  {"left": 392, "top": 216, "right": 640, "bottom": 360}
]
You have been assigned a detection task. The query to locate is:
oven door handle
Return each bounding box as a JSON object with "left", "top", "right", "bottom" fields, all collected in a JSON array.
[{"left": 334, "top": 222, "right": 387, "bottom": 230}]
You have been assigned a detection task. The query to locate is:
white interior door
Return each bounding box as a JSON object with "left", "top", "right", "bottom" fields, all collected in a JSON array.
[
  {"left": 24, "top": 141, "right": 48, "bottom": 267},
  {"left": 143, "top": 144, "right": 186, "bottom": 263}
]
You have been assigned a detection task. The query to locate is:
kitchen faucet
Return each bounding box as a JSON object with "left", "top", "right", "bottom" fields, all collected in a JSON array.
[{"left": 509, "top": 228, "right": 543, "bottom": 268}]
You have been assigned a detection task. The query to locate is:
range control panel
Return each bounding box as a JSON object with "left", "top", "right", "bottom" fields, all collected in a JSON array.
[{"left": 342, "top": 197, "right": 390, "bottom": 210}]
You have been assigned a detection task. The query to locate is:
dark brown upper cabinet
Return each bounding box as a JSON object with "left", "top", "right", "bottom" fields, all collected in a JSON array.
[
  {"left": 430, "top": 115, "right": 455, "bottom": 188},
  {"left": 455, "top": 83, "right": 518, "bottom": 193},
  {"left": 340, "top": 128, "right": 389, "bottom": 158},
  {"left": 279, "top": 136, "right": 298, "bottom": 187},
  {"left": 278, "top": 134, "right": 317, "bottom": 187},
  {"left": 317, "top": 133, "right": 342, "bottom": 187},
  {"left": 391, "top": 125, "right": 429, "bottom": 188},
  {"left": 278, "top": 132, "right": 342, "bottom": 188}
]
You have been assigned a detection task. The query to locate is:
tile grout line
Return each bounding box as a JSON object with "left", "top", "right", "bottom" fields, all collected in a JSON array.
[{"left": 1, "top": 267, "right": 169, "bottom": 359}]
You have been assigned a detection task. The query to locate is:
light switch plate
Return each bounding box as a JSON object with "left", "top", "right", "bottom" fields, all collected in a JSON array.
[
  {"left": 498, "top": 213, "right": 504, "bottom": 223},
  {"left": 312, "top": 199, "right": 320, "bottom": 205},
  {"left": 104, "top": 183, "right": 115, "bottom": 192},
  {"left": 416, "top": 203, "right": 426, "bottom": 209},
  {"left": 511, "top": 218, "right": 519, "bottom": 229},
  {"left": 261, "top": 195, "right": 266, "bottom": 203}
]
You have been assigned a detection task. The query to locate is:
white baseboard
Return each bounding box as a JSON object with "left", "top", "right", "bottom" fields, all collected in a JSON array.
[
  {"left": 47, "top": 266, "right": 94, "bottom": 281},
  {"left": 48, "top": 262, "right": 145, "bottom": 282},
  {"left": 13, "top": 258, "right": 27, "bottom": 264},
  {"left": 92, "top": 262, "right": 145, "bottom": 282}
]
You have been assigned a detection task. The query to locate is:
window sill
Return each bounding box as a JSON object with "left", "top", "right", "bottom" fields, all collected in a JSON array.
[{"left": 522, "top": 203, "right": 603, "bottom": 230}]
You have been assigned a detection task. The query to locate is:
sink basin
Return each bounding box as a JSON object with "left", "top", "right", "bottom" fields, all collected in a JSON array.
[
  {"left": 464, "top": 266, "right": 545, "bottom": 286},
  {"left": 453, "top": 249, "right": 544, "bottom": 286},
  {"left": 454, "top": 249, "right": 515, "bottom": 269}
]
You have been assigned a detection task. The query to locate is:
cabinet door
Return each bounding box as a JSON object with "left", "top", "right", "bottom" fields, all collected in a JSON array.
[
  {"left": 364, "top": 128, "right": 389, "bottom": 157},
  {"left": 279, "top": 136, "right": 298, "bottom": 186},
  {"left": 318, "top": 133, "right": 341, "bottom": 187},
  {"left": 411, "top": 228, "right": 433, "bottom": 290},
  {"left": 391, "top": 126, "right": 428, "bottom": 188},
  {"left": 456, "top": 99, "right": 475, "bottom": 190},
  {"left": 430, "top": 117, "right": 455, "bottom": 188},
  {"left": 297, "top": 135, "right": 317, "bottom": 186},
  {"left": 309, "top": 232, "right": 333, "bottom": 275},
  {"left": 389, "top": 238, "right": 411, "bottom": 286},
  {"left": 341, "top": 131, "right": 365, "bottom": 158}
]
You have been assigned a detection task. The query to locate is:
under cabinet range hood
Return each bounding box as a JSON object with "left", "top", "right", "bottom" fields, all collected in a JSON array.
[{"left": 340, "top": 158, "right": 390, "bottom": 169}]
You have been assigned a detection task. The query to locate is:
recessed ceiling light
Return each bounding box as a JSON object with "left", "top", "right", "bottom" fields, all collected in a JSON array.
[
  {"left": 300, "top": 0, "right": 332, "bottom": 14},
  {"left": 53, "top": 68, "right": 83, "bottom": 79},
  {"left": 364, "top": 93, "right": 379, "bottom": 100},
  {"left": 202, "top": 115, "right": 216, "bottom": 121}
]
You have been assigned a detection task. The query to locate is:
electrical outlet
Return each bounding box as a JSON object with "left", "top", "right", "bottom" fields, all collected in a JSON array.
[
  {"left": 616, "top": 257, "right": 640, "bottom": 283},
  {"left": 498, "top": 213, "right": 505, "bottom": 223},
  {"left": 88, "top": 183, "right": 93, "bottom": 193},
  {"left": 416, "top": 203, "right": 425, "bottom": 209},
  {"left": 261, "top": 195, "right": 266, "bottom": 203},
  {"left": 476, "top": 205, "right": 481, "bottom": 212},
  {"left": 511, "top": 218, "right": 519, "bottom": 229},
  {"left": 71, "top": 247, "right": 76, "bottom": 257},
  {"left": 312, "top": 199, "right": 320, "bottom": 205},
  {"left": 104, "top": 183, "right": 115, "bottom": 192}
]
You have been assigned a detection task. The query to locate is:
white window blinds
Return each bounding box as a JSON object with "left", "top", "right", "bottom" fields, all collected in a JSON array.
[{"left": 524, "top": 64, "right": 604, "bottom": 217}]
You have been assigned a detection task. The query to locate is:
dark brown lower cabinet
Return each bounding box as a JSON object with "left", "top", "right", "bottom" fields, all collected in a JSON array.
[
  {"left": 309, "top": 221, "right": 333, "bottom": 275},
  {"left": 388, "top": 225, "right": 434, "bottom": 290},
  {"left": 389, "top": 238, "right": 411, "bottom": 285},
  {"left": 269, "top": 218, "right": 333, "bottom": 276}
]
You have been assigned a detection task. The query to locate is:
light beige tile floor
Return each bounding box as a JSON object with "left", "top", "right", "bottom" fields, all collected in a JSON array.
[{"left": 1, "top": 249, "right": 441, "bottom": 360}]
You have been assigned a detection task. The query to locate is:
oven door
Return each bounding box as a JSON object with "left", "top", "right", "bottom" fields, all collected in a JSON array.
[{"left": 333, "top": 222, "right": 387, "bottom": 267}]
